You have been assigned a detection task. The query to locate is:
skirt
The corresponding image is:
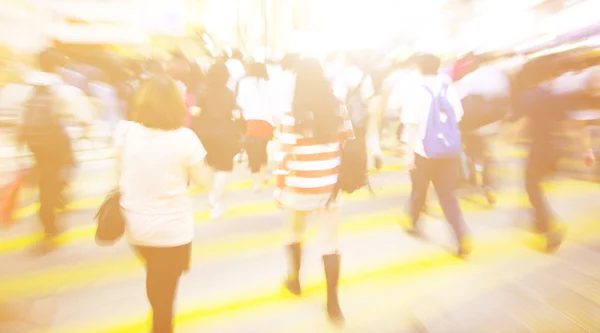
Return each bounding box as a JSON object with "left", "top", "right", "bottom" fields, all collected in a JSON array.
[
  {"left": 135, "top": 242, "right": 192, "bottom": 273},
  {"left": 278, "top": 189, "right": 342, "bottom": 212}
]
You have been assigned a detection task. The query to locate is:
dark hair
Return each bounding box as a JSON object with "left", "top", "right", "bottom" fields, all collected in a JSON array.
[
  {"left": 206, "top": 62, "right": 230, "bottom": 88},
  {"left": 246, "top": 62, "right": 269, "bottom": 80},
  {"left": 292, "top": 58, "right": 341, "bottom": 142},
  {"left": 129, "top": 75, "right": 186, "bottom": 130},
  {"left": 231, "top": 49, "right": 244, "bottom": 61},
  {"left": 415, "top": 54, "right": 441, "bottom": 75}
]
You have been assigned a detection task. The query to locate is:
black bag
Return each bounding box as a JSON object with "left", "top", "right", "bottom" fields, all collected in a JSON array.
[
  {"left": 336, "top": 134, "right": 369, "bottom": 194},
  {"left": 328, "top": 76, "right": 373, "bottom": 204},
  {"left": 94, "top": 189, "right": 125, "bottom": 245},
  {"left": 95, "top": 128, "right": 129, "bottom": 246}
]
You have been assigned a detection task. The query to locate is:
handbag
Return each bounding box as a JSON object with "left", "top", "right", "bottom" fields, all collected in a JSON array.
[
  {"left": 94, "top": 127, "right": 129, "bottom": 246},
  {"left": 94, "top": 189, "right": 124, "bottom": 245}
]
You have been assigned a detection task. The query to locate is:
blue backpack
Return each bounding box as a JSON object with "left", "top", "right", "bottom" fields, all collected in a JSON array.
[{"left": 422, "top": 84, "right": 462, "bottom": 158}]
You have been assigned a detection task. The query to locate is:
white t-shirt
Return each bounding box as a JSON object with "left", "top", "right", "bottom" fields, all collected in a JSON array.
[
  {"left": 401, "top": 74, "right": 464, "bottom": 158},
  {"left": 115, "top": 122, "right": 207, "bottom": 247},
  {"left": 271, "top": 70, "right": 296, "bottom": 122},
  {"left": 237, "top": 77, "right": 274, "bottom": 124},
  {"left": 225, "top": 59, "right": 246, "bottom": 93}
]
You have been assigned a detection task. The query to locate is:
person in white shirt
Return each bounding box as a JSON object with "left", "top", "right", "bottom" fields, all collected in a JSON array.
[
  {"left": 401, "top": 54, "right": 470, "bottom": 258},
  {"left": 115, "top": 75, "right": 209, "bottom": 333},
  {"left": 225, "top": 50, "right": 247, "bottom": 93},
  {"left": 237, "top": 62, "right": 275, "bottom": 191}
]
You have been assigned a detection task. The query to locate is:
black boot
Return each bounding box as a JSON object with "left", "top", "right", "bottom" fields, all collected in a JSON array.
[
  {"left": 323, "top": 253, "right": 344, "bottom": 323},
  {"left": 283, "top": 243, "right": 302, "bottom": 296}
]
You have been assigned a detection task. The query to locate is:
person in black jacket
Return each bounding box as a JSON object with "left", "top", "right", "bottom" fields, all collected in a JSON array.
[
  {"left": 192, "top": 62, "right": 243, "bottom": 219},
  {"left": 508, "top": 60, "right": 595, "bottom": 253}
]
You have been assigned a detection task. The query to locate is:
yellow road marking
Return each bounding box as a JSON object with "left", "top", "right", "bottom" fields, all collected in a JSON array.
[
  {"left": 2, "top": 179, "right": 599, "bottom": 304},
  {"left": 47, "top": 211, "right": 600, "bottom": 333},
  {"left": 3, "top": 176, "right": 597, "bottom": 256}
]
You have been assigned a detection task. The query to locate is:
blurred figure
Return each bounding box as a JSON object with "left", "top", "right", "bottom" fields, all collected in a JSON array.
[
  {"left": 270, "top": 54, "right": 299, "bottom": 125},
  {"left": 117, "top": 75, "right": 209, "bottom": 333},
  {"left": 237, "top": 62, "right": 275, "bottom": 191},
  {"left": 192, "top": 63, "right": 242, "bottom": 219},
  {"left": 275, "top": 58, "right": 354, "bottom": 323},
  {"left": 401, "top": 54, "right": 470, "bottom": 258},
  {"left": 455, "top": 55, "right": 511, "bottom": 204},
  {"left": 88, "top": 73, "right": 120, "bottom": 134},
  {"left": 17, "top": 84, "right": 74, "bottom": 254},
  {"left": 225, "top": 49, "right": 246, "bottom": 93},
  {"left": 508, "top": 61, "right": 595, "bottom": 252}
]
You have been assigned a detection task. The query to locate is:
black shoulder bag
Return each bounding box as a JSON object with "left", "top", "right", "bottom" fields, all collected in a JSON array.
[{"left": 94, "top": 129, "right": 129, "bottom": 246}]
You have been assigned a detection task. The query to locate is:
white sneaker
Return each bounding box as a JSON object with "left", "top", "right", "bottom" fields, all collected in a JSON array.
[
  {"left": 208, "top": 194, "right": 216, "bottom": 208},
  {"left": 210, "top": 204, "right": 226, "bottom": 220},
  {"left": 253, "top": 182, "right": 261, "bottom": 193}
]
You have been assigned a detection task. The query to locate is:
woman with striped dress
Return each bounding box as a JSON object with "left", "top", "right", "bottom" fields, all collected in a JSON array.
[{"left": 274, "top": 58, "right": 354, "bottom": 323}]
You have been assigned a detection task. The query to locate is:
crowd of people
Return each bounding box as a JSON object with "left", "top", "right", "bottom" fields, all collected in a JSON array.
[{"left": 2, "top": 44, "right": 600, "bottom": 332}]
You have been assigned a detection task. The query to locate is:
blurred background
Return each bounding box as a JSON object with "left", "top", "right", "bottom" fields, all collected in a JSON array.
[{"left": 1, "top": 1, "right": 600, "bottom": 333}]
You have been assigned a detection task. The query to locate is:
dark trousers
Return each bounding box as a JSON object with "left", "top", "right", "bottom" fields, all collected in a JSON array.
[
  {"left": 245, "top": 139, "right": 269, "bottom": 174},
  {"left": 38, "top": 165, "right": 62, "bottom": 237},
  {"left": 525, "top": 148, "right": 559, "bottom": 234},
  {"left": 410, "top": 154, "right": 467, "bottom": 241},
  {"left": 136, "top": 243, "right": 191, "bottom": 333},
  {"left": 463, "top": 132, "right": 492, "bottom": 188}
]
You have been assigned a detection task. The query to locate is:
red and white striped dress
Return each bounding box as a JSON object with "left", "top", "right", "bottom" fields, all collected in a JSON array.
[{"left": 275, "top": 106, "right": 354, "bottom": 211}]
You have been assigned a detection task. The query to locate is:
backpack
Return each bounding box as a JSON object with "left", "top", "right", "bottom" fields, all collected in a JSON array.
[
  {"left": 345, "top": 75, "right": 370, "bottom": 136},
  {"left": 422, "top": 84, "right": 462, "bottom": 158}
]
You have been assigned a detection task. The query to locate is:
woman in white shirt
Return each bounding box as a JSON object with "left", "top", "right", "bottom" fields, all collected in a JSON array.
[
  {"left": 237, "top": 62, "right": 275, "bottom": 191},
  {"left": 116, "top": 75, "right": 209, "bottom": 333}
]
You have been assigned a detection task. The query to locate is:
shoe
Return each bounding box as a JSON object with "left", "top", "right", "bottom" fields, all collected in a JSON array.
[
  {"left": 283, "top": 243, "right": 302, "bottom": 296},
  {"left": 399, "top": 215, "right": 422, "bottom": 238},
  {"left": 209, "top": 204, "right": 226, "bottom": 220},
  {"left": 483, "top": 187, "right": 496, "bottom": 206},
  {"left": 544, "top": 230, "right": 564, "bottom": 254},
  {"left": 252, "top": 182, "right": 261, "bottom": 193},
  {"left": 323, "top": 254, "right": 344, "bottom": 324},
  {"left": 457, "top": 237, "right": 472, "bottom": 259},
  {"left": 31, "top": 236, "right": 59, "bottom": 256},
  {"left": 208, "top": 194, "right": 216, "bottom": 208}
]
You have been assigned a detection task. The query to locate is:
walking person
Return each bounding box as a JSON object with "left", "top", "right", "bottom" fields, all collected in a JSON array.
[
  {"left": 401, "top": 54, "right": 471, "bottom": 258},
  {"left": 17, "top": 84, "right": 74, "bottom": 254},
  {"left": 117, "top": 74, "right": 209, "bottom": 333},
  {"left": 507, "top": 60, "right": 595, "bottom": 252},
  {"left": 192, "top": 63, "right": 243, "bottom": 219},
  {"left": 237, "top": 62, "right": 275, "bottom": 191},
  {"left": 275, "top": 58, "right": 354, "bottom": 323}
]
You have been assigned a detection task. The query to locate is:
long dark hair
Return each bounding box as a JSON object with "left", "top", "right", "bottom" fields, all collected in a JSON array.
[
  {"left": 206, "top": 62, "right": 230, "bottom": 89},
  {"left": 292, "top": 58, "right": 341, "bottom": 142}
]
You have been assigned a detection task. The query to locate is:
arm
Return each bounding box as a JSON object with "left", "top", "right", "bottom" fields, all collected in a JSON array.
[
  {"left": 186, "top": 130, "right": 211, "bottom": 187},
  {"left": 400, "top": 87, "right": 422, "bottom": 169},
  {"left": 403, "top": 124, "right": 419, "bottom": 169},
  {"left": 366, "top": 95, "right": 384, "bottom": 167},
  {"left": 445, "top": 83, "right": 464, "bottom": 123}
]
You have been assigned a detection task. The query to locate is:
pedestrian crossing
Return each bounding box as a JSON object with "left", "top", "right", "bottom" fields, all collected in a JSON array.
[{"left": 2, "top": 159, "right": 600, "bottom": 332}]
